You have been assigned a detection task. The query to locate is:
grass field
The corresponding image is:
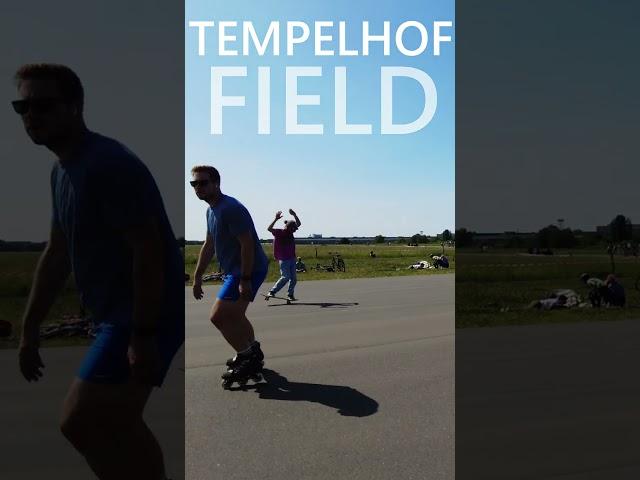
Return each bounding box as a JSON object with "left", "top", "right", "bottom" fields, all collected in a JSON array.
[
  {"left": 456, "top": 249, "right": 640, "bottom": 328},
  {"left": 184, "top": 243, "right": 455, "bottom": 284},
  {"left": 1, "top": 244, "right": 454, "bottom": 348},
  {"left": 0, "top": 252, "right": 82, "bottom": 348}
]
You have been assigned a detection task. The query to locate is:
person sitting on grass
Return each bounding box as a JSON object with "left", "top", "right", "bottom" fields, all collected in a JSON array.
[
  {"left": 431, "top": 254, "right": 450, "bottom": 269},
  {"left": 295, "top": 257, "right": 307, "bottom": 273},
  {"left": 604, "top": 274, "right": 626, "bottom": 307},
  {"left": 580, "top": 273, "right": 607, "bottom": 308}
]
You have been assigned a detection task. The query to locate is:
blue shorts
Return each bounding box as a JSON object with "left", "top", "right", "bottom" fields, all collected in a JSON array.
[
  {"left": 77, "top": 314, "right": 184, "bottom": 386},
  {"left": 217, "top": 271, "right": 267, "bottom": 302}
]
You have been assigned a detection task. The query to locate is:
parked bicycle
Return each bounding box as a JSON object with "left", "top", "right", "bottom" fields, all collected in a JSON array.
[{"left": 313, "top": 252, "right": 346, "bottom": 272}]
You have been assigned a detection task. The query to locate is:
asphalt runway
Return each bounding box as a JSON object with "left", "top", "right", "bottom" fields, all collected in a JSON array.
[
  {"left": 456, "top": 320, "right": 640, "bottom": 479},
  {"left": 185, "top": 275, "right": 455, "bottom": 480},
  {"left": 0, "top": 346, "right": 185, "bottom": 480}
]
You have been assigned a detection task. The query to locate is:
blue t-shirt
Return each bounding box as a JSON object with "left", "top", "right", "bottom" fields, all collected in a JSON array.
[
  {"left": 50, "top": 131, "right": 183, "bottom": 324},
  {"left": 206, "top": 195, "right": 268, "bottom": 275}
]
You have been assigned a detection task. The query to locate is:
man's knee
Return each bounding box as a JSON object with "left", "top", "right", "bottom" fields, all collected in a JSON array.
[
  {"left": 279, "top": 271, "right": 290, "bottom": 280},
  {"left": 60, "top": 406, "right": 107, "bottom": 451},
  {"left": 210, "top": 301, "right": 247, "bottom": 329},
  {"left": 61, "top": 382, "right": 88, "bottom": 447},
  {"left": 210, "top": 309, "right": 227, "bottom": 329},
  {"left": 60, "top": 380, "right": 150, "bottom": 449},
  {"left": 60, "top": 410, "right": 84, "bottom": 446}
]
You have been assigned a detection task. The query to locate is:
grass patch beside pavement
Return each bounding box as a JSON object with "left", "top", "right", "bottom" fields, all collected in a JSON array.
[
  {"left": 2, "top": 244, "right": 455, "bottom": 348},
  {"left": 184, "top": 243, "right": 455, "bottom": 285},
  {"left": 456, "top": 249, "right": 640, "bottom": 328},
  {"left": 0, "top": 252, "right": 83, "bottom": 349}
]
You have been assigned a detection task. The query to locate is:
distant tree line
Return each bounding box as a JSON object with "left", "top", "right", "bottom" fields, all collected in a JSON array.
[
  {"left": 1, "top": 237, "right": 188, "bottom": 252},
  {"left": 0, "top": 240, "right": 47, "bottom": 252},
  {"left": 456, "top": 214, "right": 637, "bottom": 250},
  {"left": 370, "top": 230, "right": 453, "bottom": 246}
]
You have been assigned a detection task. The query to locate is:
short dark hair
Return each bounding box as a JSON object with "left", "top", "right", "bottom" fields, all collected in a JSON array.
[
  {"left": 191, "top": 165, "right": 220, "bottom": 184},
  {"left": 14, "top": 64, "right": 84, "bottom": 113}
]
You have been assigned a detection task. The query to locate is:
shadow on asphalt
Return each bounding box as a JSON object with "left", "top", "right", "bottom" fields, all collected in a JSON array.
[
  {"left": 266, "top": 302, "right": 359, "bottom": 309},
  {"left": 230, "top": 368, "right": 378, "bottom": 417}
]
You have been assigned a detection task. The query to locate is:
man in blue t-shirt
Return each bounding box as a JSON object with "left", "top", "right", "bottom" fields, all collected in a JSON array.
[
  {"left": 13, "top": 63, "right": 181, "bottom": 480},
  {"left": 190, "top": 165, "right": 269, "bottom": 386}
]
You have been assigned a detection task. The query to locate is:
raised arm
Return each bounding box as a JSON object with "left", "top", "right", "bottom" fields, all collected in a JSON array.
[
  {"left": 289, "top": 208, "right": 302, "bottom": 227},
  {"left": 267, "top": 210, "right": 283, "bottom": 233}
]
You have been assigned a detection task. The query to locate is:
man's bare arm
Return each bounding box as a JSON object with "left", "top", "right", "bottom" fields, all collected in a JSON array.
[
  {"left": 237, "top": 231, "right": 255, "bottom": 279},
  {"left": 123, "top": 218, "right": 165, "bottom": 333},
  {"left": 267, "top": 211, "right": 283, "bottom": 233},
  {"left": 194, "top": 234, "right": 215, "bottom": 282},
  {"left": 20, "top": 226, "right": 71, "bottom": 347},
  {"left": 237, "top": 232, "right": 256, "bottom": 300},
  {"left": 289, "top": 209, "right": 302, "bottom": 227}
]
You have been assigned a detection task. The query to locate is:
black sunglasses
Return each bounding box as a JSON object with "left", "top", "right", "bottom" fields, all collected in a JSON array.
[
  {"left": 11, "top": 98, "right": 64, "bottom": 115},
  {"left": 190, "top": 179, "right": 210, "bottom": 188}
]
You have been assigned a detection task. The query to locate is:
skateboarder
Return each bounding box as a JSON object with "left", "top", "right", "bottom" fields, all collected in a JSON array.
[
  {"left": 190, "top": 166, "right": 269, "bottom": 388},
  {"left": 13, "top": 63, "right": 183, "bottom": 480},
  {"left": 266, "top": 209, "right": 302, "bottom": 301}
]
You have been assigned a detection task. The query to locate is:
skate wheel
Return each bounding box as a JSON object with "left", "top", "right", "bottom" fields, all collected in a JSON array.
[
  {"left": 286, "top": 300, "right": 291, "bottom": 305},
  {"left": 221, "top": 379, "right": 233, "bottom": 389}
]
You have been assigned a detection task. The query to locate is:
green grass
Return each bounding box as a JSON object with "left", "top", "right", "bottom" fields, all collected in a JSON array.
[
  {"left": 184, "top": 243, "right": 455, "bottom": 284},
  {"left": 1, "top": 244, "right": 454, "bottom": 348},
  {"left": 456, "top": 249, "right": 640, "bottom": 328},
  {"left": 0, "top": 252, "right": 83, "bottom": 348}
]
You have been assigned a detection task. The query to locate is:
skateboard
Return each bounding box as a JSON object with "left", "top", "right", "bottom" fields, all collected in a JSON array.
[{"left": 261, "top": 292, "right": 296, "bottom": 305}]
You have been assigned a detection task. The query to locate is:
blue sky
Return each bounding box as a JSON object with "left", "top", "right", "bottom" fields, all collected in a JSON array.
[{"left": 185, "top": 0, "right": 455, "bottom": 240}]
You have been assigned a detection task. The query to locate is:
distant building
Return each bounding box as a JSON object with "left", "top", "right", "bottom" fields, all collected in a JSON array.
[
  {"left": 470, "top": 232, "right": 536, "bottom": 248},
  {"left": 472, "top": 232, "right": 535, "bottom": 242},
  {"left": 309, "top": 234, "right": 323, "bottom": 239}
]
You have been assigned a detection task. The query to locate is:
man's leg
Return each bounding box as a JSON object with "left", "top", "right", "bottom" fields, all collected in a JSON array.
[
  {"left": 287, "top": 259, "right": 297, "bottom": 297},
  {"left": 270, "top": 260, "right": 291, "bottom": 295},
  {"left": 245, "top": 314, "right": 256, "bottom": 343},
  {"left": 210, "top": 298, "right": 253, "bottom": 351},
  {"left": 60, "top": 378, "right": 166, "bottom": 480}
]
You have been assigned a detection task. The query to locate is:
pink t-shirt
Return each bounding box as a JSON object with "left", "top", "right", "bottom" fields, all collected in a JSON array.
[{"left": 272, "top": 229, "right": 296, "bottom": 260}]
